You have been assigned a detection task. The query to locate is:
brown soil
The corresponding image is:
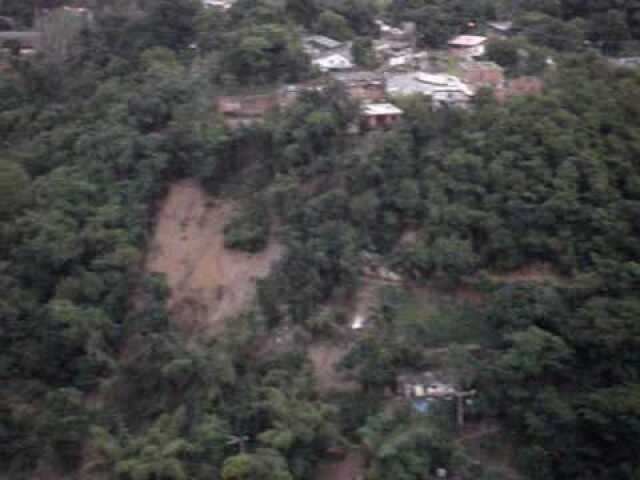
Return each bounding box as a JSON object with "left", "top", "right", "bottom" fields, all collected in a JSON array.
[
  {"left": 352, "top": 279, "right": 384, "bottom": 326},
  {"left": 313, "top": 451, "right": 367, "bottom": 480},
  {"left": 146, "top": 180, "right": 284, "bottom": 335},
  {"left": 308, "top": 342, "right": 359, "bottom": 395}
]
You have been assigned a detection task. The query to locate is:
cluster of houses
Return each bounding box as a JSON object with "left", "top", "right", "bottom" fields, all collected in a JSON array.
[
  {"left": 0, "top": 2, "right": 93, "bottom": 62},
  {"left": 215, "top": 19, "right": 545, "bottom": 131}
]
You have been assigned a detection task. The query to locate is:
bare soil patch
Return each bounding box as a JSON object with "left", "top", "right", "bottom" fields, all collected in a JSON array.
[
  {"left": 146, "top": 180, "right": 284, "bottom": 335},
  {"left": 308, "top": 342, "right": 359, "bottom": 395},
  {"left": 313, "top": 450, "right": 367, "bottom": 480}
]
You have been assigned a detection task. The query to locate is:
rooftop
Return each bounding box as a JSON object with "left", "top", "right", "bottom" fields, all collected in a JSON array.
[
  {"left": 387, "top": 71, "right": 473, "bottom": 97},
  {"left": 0, "top": 31, "right": 41, "bottom": 41},
  {"left": 312, "top": 53, "right": 353, "bottom": 70},
  {"left": 362, "top": 103, "right": 403, "bottom": 116},
  {"left": 488, "top": 21, "right": 513, "bottom": 32},
  {"left": 304, "top": 35, "right": 343, "bottom": 50},
  {"left": 330, "top": 70, "right": 383, "bottom": 84},
  {"left": 448, "top": 35, "right": 487, "bottom": 47}
]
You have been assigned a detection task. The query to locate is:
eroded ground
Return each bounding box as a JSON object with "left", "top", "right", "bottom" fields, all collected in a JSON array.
[{"left": 147, "top": 180, "right": 284, "bottom": 335}]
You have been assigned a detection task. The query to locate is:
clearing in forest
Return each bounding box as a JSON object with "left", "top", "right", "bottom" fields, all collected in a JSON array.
[
  {"left": 308, "top": 342, "right": 359, "bottom": 395},
  {"left": 146, "top": 180, "right": 284, "bottom": 335}
]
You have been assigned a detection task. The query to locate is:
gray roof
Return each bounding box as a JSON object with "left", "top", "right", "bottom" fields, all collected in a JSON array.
[
  {"left": 0, "top": 31, "right": 41, "bottom": 47},
  {"left": 488, "top": 21, "right": 513, "bottom": 32},
  {"left": 610, "top": 57, "right": 640, "bottom": 68},
  {"left": 330, "top": 70, "right": 384, "bottom": 85},
  {"left": 304, "top": 35, "right": 342, "bottom": 50},
  {"left": 386, "top": 71, "right": 473, "bottom": 97}
]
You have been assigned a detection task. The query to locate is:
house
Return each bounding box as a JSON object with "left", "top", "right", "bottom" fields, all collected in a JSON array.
[
  {"left": 0, "top": 31, "right": 41, "bottom": 54},
  {"left": 387, "top": 51, "right": 428, "bottom": 70},
  {"left": 330, "top": 70, "right": 386, "bottom": 101},
  {"left": 360, "top": 103, "right": 403, "bottom": 130},
  {"left": 303, "top": 35, "right": 346, "bottom": 60},
  {"left": 215, "top": 94, "right": 281, "bottom": 129},
  {"left": 609, "top": 57, "right": 640, "bottom": 69},
  {"left": 487, "top": 21, "right": 513, "bottom": 37},
  {"left": 277, "top": 81, "right": 325, "bottom": 107},
  {"left": 459, "top": 61, "right": 504, "bottom": 93},
  {"left": 203, "top": 0, "right": 235, "bottom": 9},
  {"left": 448, "top": 35, "right": 487, "bottom": 59},
  {"left": 386, "top": 71, "right": 473, "bottom": 108},
  {"left": 376, "top": 20, "right": 416, "bottom": 42},
  {"left": 312, "top": 53, "right": 353, "bottom": 72},
  {"left": 304, "top": 35, "right": 343, "bottom": 50},
  {"left": 374, "top": 39, "right": 412, "bottom": 60}
]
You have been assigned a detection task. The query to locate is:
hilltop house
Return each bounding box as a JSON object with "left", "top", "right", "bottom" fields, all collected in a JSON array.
[
  {"left": 360, "top": 103, "right": 403, "bottom": 130},
  {"left": 487, "top": 21, "right": 513, "bottom": 37},
  {"left": 215, "top": 94, "right": 281, "bottom": 128},
  {"left": 203, "top": 0, "right": 235, "bottom": 9},
  {"left": 312, "top": 53, "right": 353, "bottom": 72},
  {"left": 386, "top": 71, "right": 473, "bottom": 108},
  {"left": 448, "top": 35, "right": 487, "bottom": 59},
  {"left": 0, "top": 31, "right": 41, "bottom": 54},
  {"left": 330, "top": 70, "right": 386, "bottom": 101}
]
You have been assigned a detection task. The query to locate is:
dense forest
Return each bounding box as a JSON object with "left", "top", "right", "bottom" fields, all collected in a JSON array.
[{"left": 1, "top": 0, "right": 640, "bottom": 480}]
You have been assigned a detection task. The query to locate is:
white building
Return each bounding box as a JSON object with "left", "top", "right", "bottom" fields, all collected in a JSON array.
[
  {"left": 312, "top": 53, "right": 353, "bottom": 72},
  {"left": 386, "top": 71, "right": 473, "bottom": 108},
  {"left": 203, "top": 0, "right": 234, "bottom": 10},
  {"left": 448, "top": 35, "right": 487, "bottom": 59},
  {"left": 360, "top": 103, "right": 404, "bottom": 129}
]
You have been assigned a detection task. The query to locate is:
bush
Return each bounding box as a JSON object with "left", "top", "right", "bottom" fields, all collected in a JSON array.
[{"left": 224, "top": 201, "right": 271, "bottom": 253}]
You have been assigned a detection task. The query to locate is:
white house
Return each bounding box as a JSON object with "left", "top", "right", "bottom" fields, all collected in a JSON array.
[
  {"left": 360, "top": 103, "right": 404, "bottom": 129},
  {"left": 386, "top": 71, "right": 473, "bottom": 108},
  {"left": 312, "top": 53, "right": 353, "bottom": 72},
  {"left": 448, "top": 35, "right": 487, "bottom": 59}
]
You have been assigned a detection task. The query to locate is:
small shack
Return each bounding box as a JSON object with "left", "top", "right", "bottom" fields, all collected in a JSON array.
[
  {"left": 313, "top": 53, "right": 353, "bottom": 72},
  {"left": 360, "top": 103, "right": 403, "bottom": 130},
  {"left": 331, "top": 70, "right": 386, "bottom": 102},
  {"left": 448, "top": 35, "right": 487, "bottom": 59}
]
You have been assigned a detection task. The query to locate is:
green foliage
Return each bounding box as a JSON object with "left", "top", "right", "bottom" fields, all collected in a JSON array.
[
  {"left": 224, "top": 201, "right": 271, "bottom": 253},
  {"left": 389, "top": 0, "right": 495, "bottom": 47},
  {"left": 221, "top": 24, "right": 310, "bottom": 85},
  {"left": 486, "top": 39, "right": 520, "bottom": 69},
  {"left": 360, "top": 408, "right": 454, "bottom": 480},
  {"left": 0, "top": 159, "right": 29, "bottom": 221},
  {"left": 222, "top": 450, "right": 293, "bottom": 480},
  {"left": 3, "top": 4, "right": 640, "bottom": 480},
  {"left": 351, "top": 37, "right": 377, "bottom": 68},
  {"left": 314, "top": 10, "right": 354, "bottom": 40}
]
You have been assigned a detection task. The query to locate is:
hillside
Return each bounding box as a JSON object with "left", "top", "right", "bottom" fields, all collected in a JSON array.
[{"left": 1, "top": 1, "right": 640, "bottom": 480}]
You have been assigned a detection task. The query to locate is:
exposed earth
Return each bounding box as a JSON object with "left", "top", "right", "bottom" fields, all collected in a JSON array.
[{"left": 147, "top": 180, "right": 284, "bottom": 335}]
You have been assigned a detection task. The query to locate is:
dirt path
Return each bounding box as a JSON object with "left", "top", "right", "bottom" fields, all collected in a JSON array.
[{"left": 146, "top": 180, "right": 284, "bottom": 335}]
